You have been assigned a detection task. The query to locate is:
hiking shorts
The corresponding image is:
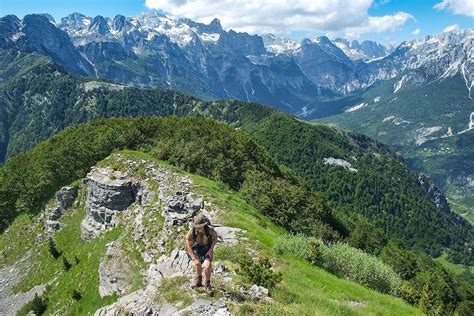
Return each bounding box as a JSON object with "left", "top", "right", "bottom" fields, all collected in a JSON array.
[{"left": 192, "top": 244, "right": 212, "bottom": 264}]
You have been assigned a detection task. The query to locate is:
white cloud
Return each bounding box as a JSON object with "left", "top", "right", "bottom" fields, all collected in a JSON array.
[
  {"left": 443, "top": 24, "right": 460, "bottom": 32},
  {"left": 434, "top": 0, "right": 474, "bottom": 17},
  {"left": 411, "top": 28, "right": 421, "bottom": 35},
  {"left": 145, "top": 0, "right": 414, "bottom": 36},
  {"left": 344, "top": 12, "right": 415, "bottom": 39}
]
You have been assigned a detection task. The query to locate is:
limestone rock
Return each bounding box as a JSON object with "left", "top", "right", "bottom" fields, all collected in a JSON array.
[
  {"left": 94, "top": 289, "right": 161, "bottom": 316},
  {"left": 80, "top": 167, "right": 139, "bottom": 240},
  {"left": 45, "top": 186, "right": 77, "bottom": 232},
  {"left": 146, "top": 250, "right": 193, "bottom": 291},
  {"left": 98, "top": 241, "right": 133, "bottom": 298},
  {"left": 178, "top": 298, "right": 232, "bottom": 316},
  {"left": 214, "top": 226, "right": 246, "bottom": 245},
  {"left": 249, "top": 285, "right": 271, "bottom": 302}
]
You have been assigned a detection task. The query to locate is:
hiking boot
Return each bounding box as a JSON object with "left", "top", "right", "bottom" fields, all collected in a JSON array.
[
  {"left": 205, "top": 281, "right": 214, "bottom": 296},
  {"left": 192, "top": 275, "right": 203, "bottom": 288}
]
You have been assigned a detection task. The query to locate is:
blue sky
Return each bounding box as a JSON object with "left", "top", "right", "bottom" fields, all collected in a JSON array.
[{"left": 0, "top": 0, "right": 472, "bottom": 44}]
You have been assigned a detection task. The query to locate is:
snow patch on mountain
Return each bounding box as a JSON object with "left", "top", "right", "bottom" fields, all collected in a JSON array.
[{"left": 262, "top": 34, "right": 301, "bottom": 55}]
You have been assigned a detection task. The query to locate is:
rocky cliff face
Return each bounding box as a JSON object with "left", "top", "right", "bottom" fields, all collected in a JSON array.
[{"left": 1, "top": 13, "right": 471, "bottom": 116}]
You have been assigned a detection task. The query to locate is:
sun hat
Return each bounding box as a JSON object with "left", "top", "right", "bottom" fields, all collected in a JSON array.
[{"left": 193, "top": 214, "right": 208, "bottom": 228}]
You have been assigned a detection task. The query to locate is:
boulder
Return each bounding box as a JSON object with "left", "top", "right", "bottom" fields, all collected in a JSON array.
[{"left": 214, "top": 226, "right": 246, "bottom": 245}]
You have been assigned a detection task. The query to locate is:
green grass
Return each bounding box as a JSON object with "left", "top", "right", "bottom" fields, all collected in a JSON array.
[
  {"left": 12, "top": 191, "right": 122, "bottom": 315},
  {"left": 155, "top": 276, "right": 194, "bottom": 306},
  {"left": 449, "top": 199, "right": 474, "bottom": 225},
  {"left": 0, "top": 213, "right": 42, "bottom": 268},
  {"left": 186, "top": 163, "right": 421, "bottom": 315}
]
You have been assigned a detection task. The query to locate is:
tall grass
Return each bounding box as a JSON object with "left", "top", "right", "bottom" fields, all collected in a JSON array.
[{"left": 274, "top": 234, "right": 401, "bottom": 295}]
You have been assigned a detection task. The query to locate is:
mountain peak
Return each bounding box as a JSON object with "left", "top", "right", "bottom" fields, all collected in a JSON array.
[
  {"left": 209, "top": 18, "right": 222, "bottom": 32},
  {"left": 90, "top": 15, "right": 110, "bottom": 34}
]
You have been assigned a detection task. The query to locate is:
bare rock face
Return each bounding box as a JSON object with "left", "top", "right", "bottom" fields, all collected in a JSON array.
[
  {"left": 213, "top": 226, "right": 246, "bottom": 245},
  {"left": 146, "top": 250, "right": 194, "bottom": 292},
  {"left": 94, "top": 288, "right": 162, "bottom": 316},
  {"left": 45, "top": 186, "right": 77, "bottom": 232},
  {"left": 98, "top": 241, "right": 133, "bottom": 298},
  {"left": 80, "top": 167, "right": 139, "bottom": 241}
]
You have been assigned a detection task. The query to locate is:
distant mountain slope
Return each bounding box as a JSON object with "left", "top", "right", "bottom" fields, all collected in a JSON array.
[
  {"left": 0, "top": 60, "right": 471, "bottom": 263},
  {"left": 319, "top": 74, "right": 474, "bottom": 219},
  {"left": 1, "top": 13, "right": 471, "bottom": 117}
]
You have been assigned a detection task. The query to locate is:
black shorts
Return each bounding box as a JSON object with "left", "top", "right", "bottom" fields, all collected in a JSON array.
[{"left": 192, "top": 245, "right": 212, "bottom": 263}]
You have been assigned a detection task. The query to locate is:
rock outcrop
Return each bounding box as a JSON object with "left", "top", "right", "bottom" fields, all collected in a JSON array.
[
  {"left": 98, "top": 241, "right": 134, "bottom": 298},
  {"left": 93, "top": 155, "right": 249, "bottom": 315},
  {"left": 45, "top": 186, "right": 77, "bottom": 232},
  {"left": 80, "top": 167, "right": 139, "bottom": 240}
]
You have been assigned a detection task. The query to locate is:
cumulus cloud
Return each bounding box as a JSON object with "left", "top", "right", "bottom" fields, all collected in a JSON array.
[
  {"left": 145, "top": 0, "right": 414, "bottom": 36},
  {"left": 411, "top": 28, "right": 421, "bottom": 35},
  {"left": 434, "top": 0, "right": 474, "bottom": 17},
  {"left": 443, "top": 24, "right": 460, "bottom": 32},
  {"left": 344, "top": 12, "right": 415, "bottom": 38}
]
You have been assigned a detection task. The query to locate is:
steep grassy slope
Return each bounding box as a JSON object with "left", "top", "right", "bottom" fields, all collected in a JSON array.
[{"left": 2, "top": 150, "right": 421, "bottom": 315}]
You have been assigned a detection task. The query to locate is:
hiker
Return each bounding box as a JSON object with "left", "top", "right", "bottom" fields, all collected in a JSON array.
[{"left": 185, "top": 213, "right": 218, "bottom": 295}]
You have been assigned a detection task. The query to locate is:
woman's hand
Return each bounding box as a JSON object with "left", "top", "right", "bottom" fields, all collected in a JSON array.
[{"left": 205, "top": 249, "right": 214, "bottom": 258}]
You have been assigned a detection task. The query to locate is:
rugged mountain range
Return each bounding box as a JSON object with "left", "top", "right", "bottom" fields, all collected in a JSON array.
[
  {"left": 0, "top": 11, "right": 472, "bottom": 251},
  {"left": 1, "top": 13, "right": 471, "bottom": 117}
]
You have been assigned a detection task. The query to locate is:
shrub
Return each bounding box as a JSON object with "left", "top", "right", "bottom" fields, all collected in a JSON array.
[
  {"left": 273, "top": 234, "right": 310, "bottom": 258},
  {"left": 62, "top": 256, "right": 72, "bottom": 271},
  {"left": 27, "top": 294, "right": 48, "bottom": 316},
  {"left": 319, "top": 242, "right": 401, "bottom": 295},
  {"left": 70, "top": 289, "right": 82, "bottom": 301},
  {"left": 306, "top": 239, "right": 321, "bottom": 264},
  {"left": 238, "top": 256, "right": 282, "bottom": 290},
  {"left": 48, "top": 237, "right": 61, "bottom": 259}
]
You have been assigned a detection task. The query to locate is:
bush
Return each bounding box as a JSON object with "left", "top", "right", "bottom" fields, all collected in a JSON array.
[
  {"left": 62, "top": 256, "right": 72, "bottom": 271},
  {"left": 273, "top": 234, "right": 321, "bottom": 264},
  {"left": 273, "top": 234, "right": 310, "bottom": 258},
  {"left": 306, "top": 239, "right": 321, "bottom": 264},
  {"left": 70, "top": 289, "right": 82, "bottom": 301},
  {"left": 48, "top": 237, "right": 61, "bottom": 259},
  {"left": 20, "top": 293, "right": 47, "bottom": 315},
  {"left": 319, "top": 243, "right": 401, "bottom": 295},
  {"left": 238, "top": 256, "right": 282, "bottom": 290}
]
